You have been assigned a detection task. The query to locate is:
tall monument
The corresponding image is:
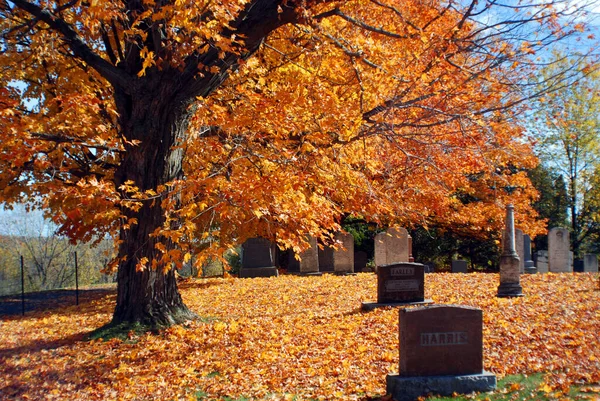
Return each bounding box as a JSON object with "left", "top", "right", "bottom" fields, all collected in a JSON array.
[{"left": 497, "top": 204, "right": 524, "bottom": 297}]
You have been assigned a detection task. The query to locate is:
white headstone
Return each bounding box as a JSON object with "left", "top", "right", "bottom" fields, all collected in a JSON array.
[
  {"left": 548, "top": 228, "right": 571, "bottom": 272},
  {"left": 515, "top": 229, "right": 525, "bottom": 273},
  {"left": 375, "top": 227, "right": 409, "bottom": 267},
  {"left": 535, "top": 250, "right": 548, "bottom": 273}
]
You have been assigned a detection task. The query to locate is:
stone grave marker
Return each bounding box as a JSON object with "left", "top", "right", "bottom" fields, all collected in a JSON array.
[
  {"left": 239, "top": 238, "right": 279, "bottom": 278},
  {"left": 497, "top": 204, "right": 523, "bottom": 297},
  {"left": 387, "top": 305, "right": 496, "bottom": 401},
  {"left": 288, "top": 236, "right": 320, "bottom": 274},
  {"left": 333, "top": 232, "right": 354, "bottom": 274},
  {"left": 361, "top": 262, "right": 432, "bottom": 310},
  {"left": 535, "top": 251, "right": 548, "bottom": 273},
  {"left": 451, "top": 260, "right": 468, "bottom": 273},
  {"left": 548, "top": 228, "right": 572, "bottom": 272},
  {"left": 317, "top": 232, "right": 354, "bottom": 274},
  {"left": 354, "top": 251, "right": 368, "bottom": 272},
  {"left": 515, "top": 229, "right": 525, "bottom": 273},
  {"left": 318, "top": 246, "right": 335, "bottom": 272},
  {"left": 574, "top": 259, "right": 584, "bottom": 273},
  {"left": 523, "top": 235, "right": 536, "bottom": 274},
  {"left": 375, "top": 227, "right": 410, "bottom": 267},
  {"left": 584, "top": 254, "right": 599, "bottom": 272}
]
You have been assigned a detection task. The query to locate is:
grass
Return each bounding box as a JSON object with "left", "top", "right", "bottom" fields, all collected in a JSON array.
[{"left": 424, "top": 374, "right": 600, "bottom": 401}]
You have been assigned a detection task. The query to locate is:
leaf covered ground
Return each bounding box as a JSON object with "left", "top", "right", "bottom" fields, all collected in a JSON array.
[{"left": 1, "top": 273, "right": 599, "bottom": 400}]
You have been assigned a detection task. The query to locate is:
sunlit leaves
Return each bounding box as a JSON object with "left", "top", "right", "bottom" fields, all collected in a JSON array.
[{"left": 1, "top": 273, "right": 598, "bottom": 399}]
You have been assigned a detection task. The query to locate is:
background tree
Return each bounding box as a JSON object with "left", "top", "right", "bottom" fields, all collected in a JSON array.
[
  {"left": 527, "top": 164, "right": 569, "bottom": 250},
  {"left": 0, "top": 0, "right": 593, "bottom": 328},
  {"left": 0, "top": 206, "right": 115, "bottom": 295},
  {"left": 531, "top": 55, "right": 600, "bottom": 257}
]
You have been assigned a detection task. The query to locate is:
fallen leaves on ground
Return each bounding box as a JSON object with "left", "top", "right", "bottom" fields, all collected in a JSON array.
[{"left": 1, "top": 273, "right": 599, "bottom": 400}]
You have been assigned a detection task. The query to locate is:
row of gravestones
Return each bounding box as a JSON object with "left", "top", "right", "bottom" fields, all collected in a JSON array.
[
  {"left": 533, "top": 227, "right": 599, "bottom": 273},
  {"left": 452, "top": 227, "right": 600, "bottom": 274},
  {"left": 239, "top": 227, "right": 415, "bottom": 278}
]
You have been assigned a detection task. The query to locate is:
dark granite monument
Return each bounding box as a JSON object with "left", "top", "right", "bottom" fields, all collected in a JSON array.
[
  {"left": 361, "top": 262, "right": 432, "bottom": 310},
  {"left": 451, "top": 260, "right": 468, "bottom": 273},
  {"left": 239, "top": 237, "right": 279, "bottom": 278},
  {"left": 386, "top": 305, "right": 496, "bottom": 401}
]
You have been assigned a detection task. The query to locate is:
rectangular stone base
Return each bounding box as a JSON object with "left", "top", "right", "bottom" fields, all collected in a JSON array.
[
  {"left": 497, "top": 282, "right": 524, "bottom": 297},
  {"left": 386, "top": 371, "right": 496, "bottom": 401},
  {"left": 361, "top": 300, "right": 433, "bottom": 311},
  {"left": 286, "top": 271, "right": 324, "bottom": 276},
  {"left": 238, "top": 267, "right": 279, "bottom": 278}
]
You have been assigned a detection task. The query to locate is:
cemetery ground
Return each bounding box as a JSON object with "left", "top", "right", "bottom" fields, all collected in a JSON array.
[{"left": 1, "top": 273, "right": 599, "bottom": 401}]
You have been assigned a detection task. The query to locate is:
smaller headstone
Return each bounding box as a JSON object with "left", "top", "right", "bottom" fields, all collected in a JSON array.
[
  {"left": 451, "top": 260, "right": 468, "bottom": 273},
  {"left": 362, "top": 262, "right": 432, "bottom": 311},
  {"left": 408, "top": 235, "right": 414, "bottom": 263},
  {"left": 354, "top": 251, "right": 368, "bottom": 272},
  {"left": 574, "top": 259, "right": 584, "bottom": 273},
  {"left": 424, "top": 262, "right": 435, "bottom": 273},
  {"left": 318, "top": 246, "right": 335, "bottom": 272},
  {"left": 523, "top": 235, "right": 536, "bottom": 274},
  {"left": 535, "top": 251, "right": 548, "bottom": 273},
  {"left": 239, "top": 238, "right": 279, "bottom": 278},
  {"left": 548, "top": 228, "right": 571, "bottom": 272},
  {"left": 584, "top": 254, "right": 599, "bottom": 272},
  {"left": 288, "top": 236, "right": 320, "bottom": 274},
  {"left": 333, "top": 232, "right": 354, "bottom": 274},
  {"left": 386, "top": 305, "right": 496, "bottom": 401},
  {"left": 515, "top": 229, "right": 525, "bottom": 273},
  {"left": 374, "top": 227, "right": 410, "bottom": 267}
]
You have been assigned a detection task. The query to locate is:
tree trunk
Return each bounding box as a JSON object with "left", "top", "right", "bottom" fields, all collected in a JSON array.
[{"left": 110, "top": 81, "right": 198, "bottom": 327}]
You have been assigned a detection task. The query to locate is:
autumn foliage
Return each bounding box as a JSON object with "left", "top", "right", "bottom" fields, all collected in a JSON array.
[
  {"left": 0, "top": 0, "right": 591, "bottom": 325},
  {"left": 1, "top": 273, "right": 598, "bottom": 400}
]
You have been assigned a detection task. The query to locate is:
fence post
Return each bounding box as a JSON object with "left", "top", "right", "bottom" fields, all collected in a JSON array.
[
  {"left": 20, "top": 255, "right": 25, "bottom": 316},
  {"left": 74, "top": 251, "right": 79, "bottom": 306}
]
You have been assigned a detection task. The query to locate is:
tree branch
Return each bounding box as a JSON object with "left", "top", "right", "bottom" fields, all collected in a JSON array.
[{"left": 10, "top": 0, "right": 132, "bottom": 90}]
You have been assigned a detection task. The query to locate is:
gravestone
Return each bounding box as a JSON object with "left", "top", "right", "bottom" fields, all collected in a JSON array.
[
  {"left": 451, "top": 260, "right": 468, "bottom": 273},
  {"left": 354, "top": 251, "right": 368, "bottom": 272},
  {"left": 497, "top": 204, "right": 523, "bottom": 297},
  {"left": 548, "top": 228, "right": 572, "bottom": 272},
  {"left": 375, "top": 227, "right": 410, "bottom": 267},
  {"left": 333, "top": 232, "right": 354, "bottom": 274},
  {"left": 239, "top": 238, "right": 279, "bottom": 278},
  {"left": 424, "top": 262, "right": 435, "bottom": 273},
  {"left": 387, "top": 305, "right": 496, "bottom": 401},
  {"left": 318, "top": 246, "right": 335, "bottom": 272},
  {"left": 288, "top": 236, "right": 320, "bottom": 274},
  {"left": 362, "top": 262, "right": 432, "bottom": 310},
  {"left": 515, "top": 229, "right": 525, "bottom": 273},
  {"left": 535, "top": 250, "right": 548, "bottom": 273},
  {"left": 523, "top": 235, "right": 536, "bottom": 274},
  {"left": 317, "top": 232, "right": 354, "bottom": 273},
  {"left": 584, "top": 254, "right": 599, "bottom": 272},
  {"left": 574, "top": 259, "right": 584, "bottom": 273}
]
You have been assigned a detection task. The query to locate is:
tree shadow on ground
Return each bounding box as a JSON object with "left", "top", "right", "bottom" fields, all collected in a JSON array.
[{"left": 0, "top": 331, "right": 88, "bottom": 360}]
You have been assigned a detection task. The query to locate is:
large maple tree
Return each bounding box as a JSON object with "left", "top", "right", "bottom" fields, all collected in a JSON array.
[{"left": 0, "top": 0, "right": 589, "bottom": 327}]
